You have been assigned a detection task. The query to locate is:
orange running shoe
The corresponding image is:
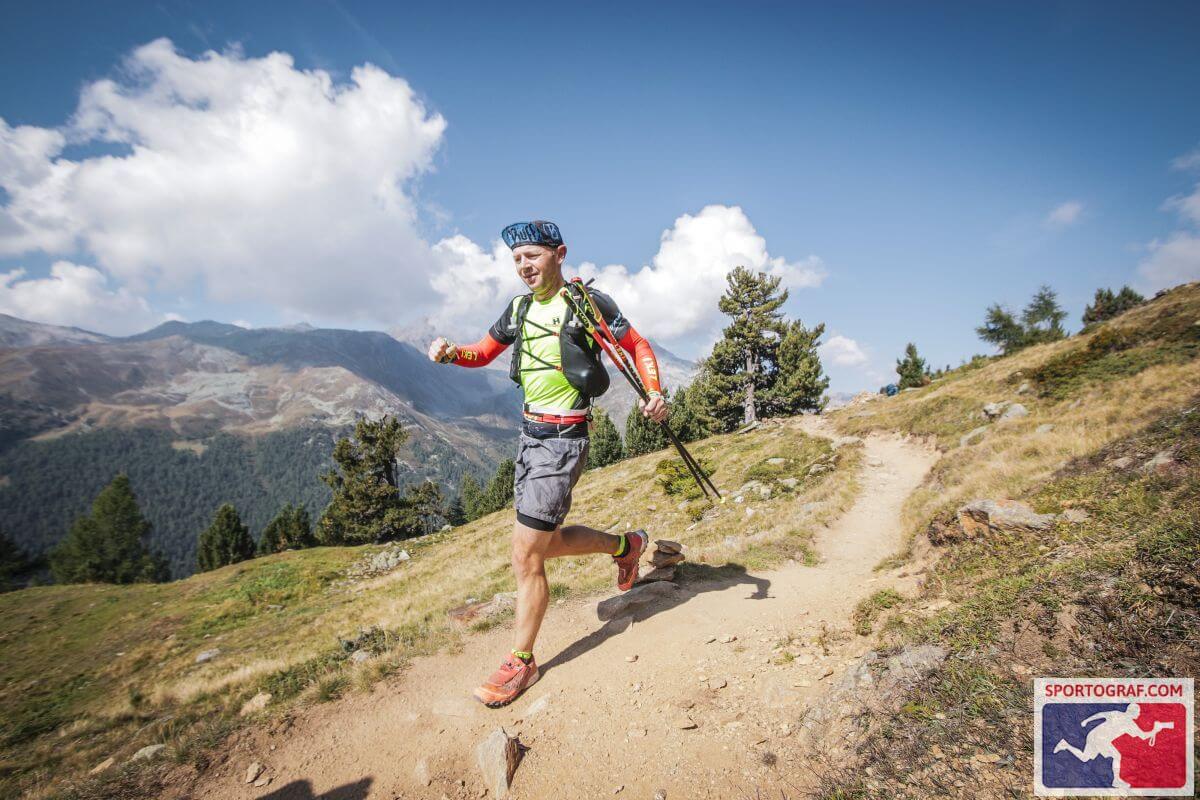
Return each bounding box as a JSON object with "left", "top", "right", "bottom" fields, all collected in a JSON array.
[
  {"left": 473, "top": 653, "right": 540, "bottom": 708},
  {"left": 613, "top": 530, "right": 648, "bottom": 591}
]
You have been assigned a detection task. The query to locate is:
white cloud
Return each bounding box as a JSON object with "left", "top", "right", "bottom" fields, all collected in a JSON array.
[
  {"left": 1171, "top": 146, "right": 1200, "bottom": 172},
  {"left": 819, "top": 334, "right": 868, "bottom": 366},
  {"left": 0, "top": 261, "right": 166, "bottom": 335},
  {"left": 0, "top": 39, "right": 445, "bottom": 324},
  {"left": 1137, "top": 233, "right": 1200, "bottom": 291},
  {"left": 1136, "top": 147, "right": 1200, "bottom": 291},
  {"left": 428, "top": 205, "right": 826, "bottom": 350},
  {"left": 1044, "top": 201, "right": 1083, "bottom": 229}
]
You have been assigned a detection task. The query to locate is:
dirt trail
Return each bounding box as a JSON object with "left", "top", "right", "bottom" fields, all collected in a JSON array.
[{"left": 185, "top": 419, "right": 937, "bottom": 800}]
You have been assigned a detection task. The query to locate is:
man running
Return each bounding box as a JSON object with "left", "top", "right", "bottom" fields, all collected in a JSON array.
[{"left": 427, "top": 219, "right": 667, "bottom": 708}]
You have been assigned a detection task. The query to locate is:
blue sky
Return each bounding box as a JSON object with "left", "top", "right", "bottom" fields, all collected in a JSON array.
[{"left": 2, "top": 1, "right": 1199, "bottom": 391}]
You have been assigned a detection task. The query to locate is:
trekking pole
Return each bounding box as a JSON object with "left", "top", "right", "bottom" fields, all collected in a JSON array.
[
  {"left": 567, "top": 280, "right": 720, "bottom": 498},
  {"left": 561, "top": 281, "right": 723, "bottom": 502}
]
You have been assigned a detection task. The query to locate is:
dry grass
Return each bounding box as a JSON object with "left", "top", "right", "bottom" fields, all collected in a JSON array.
[
  {"left": 0, "top": 415, "right": 862, "bottom": 799},
  {"left": 833, "top": 282, "right": 1200, "bottom": 560}
]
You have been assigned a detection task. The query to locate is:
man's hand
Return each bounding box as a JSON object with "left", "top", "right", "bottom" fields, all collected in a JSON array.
[
  {"left": 639, "top": 392, "right": 668, "bottom": 423},
  {"left": 427, "top": 337, "right": 458, "bottom": 364}
]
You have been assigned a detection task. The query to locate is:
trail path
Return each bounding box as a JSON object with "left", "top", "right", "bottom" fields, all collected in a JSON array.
[{"left": 185, "top": 418, "right": 937, "bottom": 800}]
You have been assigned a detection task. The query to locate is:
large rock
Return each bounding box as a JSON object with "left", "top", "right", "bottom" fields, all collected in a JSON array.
[
  {"left": 131, "top": 744, "right": 166, "bottom": 762},
  {"left": 654, "top": 539, "right": 683, "bottom": 555},
  {"left": 596, "top": 581, "right": 679, "bottom": 621},
  {"left": 1000, "top": 403, "right": 1028, "bottom": 420},
  {"left": 957, "top": 499, "right": 1056, "bottom": 538},
  {"left": 649, "top": 550, "right": 685, "bottom": 568},
  {"left": 475, "top": 727, "right": 523, "bottom": 798},
  {"left": 981, "top": 401, "right": 1010, "bottom": 420},
  {"left": 636, "top": 565, "right": 677, "bottom": 584},
  {"left": 239, "top": 691, "right": 272, "bottom": 716},
  {"left": 448, "top": 592, "right": 516, "bottom": 626},
  {"left": 959, "top": 426, "right": 989, "bottom": 447}
]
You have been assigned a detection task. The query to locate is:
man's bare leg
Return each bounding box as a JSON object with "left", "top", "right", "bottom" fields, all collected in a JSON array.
[{"left": 511, "top": 521, "right": 622, "bottom": 653}]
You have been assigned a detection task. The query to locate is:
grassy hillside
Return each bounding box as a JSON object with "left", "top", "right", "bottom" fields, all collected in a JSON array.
[
  {"left": 0, "top": 417, "right": 860, "bottom": 799},
  {"left": 818, "top": 282, "right": 1200, "bottom": 798}
]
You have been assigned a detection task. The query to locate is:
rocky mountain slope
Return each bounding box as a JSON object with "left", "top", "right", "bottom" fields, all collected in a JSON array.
[{"left": 0, "top": 317, "right": 521, "bottom": 574}]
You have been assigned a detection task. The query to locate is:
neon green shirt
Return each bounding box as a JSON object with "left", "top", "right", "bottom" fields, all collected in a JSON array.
[{"left": 518, "top": 293, "right": 580, "bottom": 411}]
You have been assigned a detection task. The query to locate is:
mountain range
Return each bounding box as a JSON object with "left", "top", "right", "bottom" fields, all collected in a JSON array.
[{"left": 0, "top": 313, "right": 695, "bottom": 576}]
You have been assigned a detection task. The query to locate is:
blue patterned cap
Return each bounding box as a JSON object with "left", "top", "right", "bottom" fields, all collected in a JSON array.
[{"left": 501, "top": 220, "right": 564, "bottom": 250}]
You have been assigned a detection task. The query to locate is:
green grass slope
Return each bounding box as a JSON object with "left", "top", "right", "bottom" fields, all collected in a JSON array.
[
  {"left": 818, "top": 282, "right": 1200, "bottom": 799},
  {"left": 0, "top": 417, "right": 860, "bottom": 799}
]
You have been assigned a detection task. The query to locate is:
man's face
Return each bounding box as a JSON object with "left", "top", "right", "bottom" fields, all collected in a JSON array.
[{"left": 512, "top": 244, "right": 565, "bottom": 292}]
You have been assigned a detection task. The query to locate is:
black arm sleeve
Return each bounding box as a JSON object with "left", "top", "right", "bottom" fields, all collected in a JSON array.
[{"left": 487, "top": 296, "right": 523, "bottom": 345}]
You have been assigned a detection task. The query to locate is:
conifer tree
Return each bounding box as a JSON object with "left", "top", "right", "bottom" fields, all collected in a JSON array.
[
  {"left": 667, "top": 384, "right": 715, "bottom": 444},
  {"left": 257, "top": 504, "right": 315, "bottom": 555},
  {"left": 318, "top": 415, "right": 411, "bottom": 544},
  {"left": 459, "top": 473, "right": 484, "bottom": 522},
  {"left": 50, "top": 474, "right": 168, "bottom": 584},
  {"left": 976, "top": 304, "right": 1026, "bottom": 354},
  {"left": 0, "top": 529, "right": 30, "bottom": 592},
  {"left": 625, "top": 392, "right": 670, "bottom": 456},
  {"left": 694, "top": 267, "right": 789, "bottom": 429},
  {"left": 587, "top": 408, "right": 625, "bottom": 470},
  {"left": 1082, "top": 286, "right": 1144, "bottom": 328},
  {"left": 445, "top": 492, "right": 466, "bottom": 527},
  {"left": 768, "top": 319, "right": 829, "bottom": 413},
  {"left": 476, "top": 459, "right": 515, "bottom": 516},
  {"left": 404, "top": 480, "right": 445, "bottom": 536},
  {"left": 1021, "top": 285, "right": 1068, "bottom": 345},
  {"left": 895, "top": 342, "right": 930, "bottom": 390},
  {"left": 197, "top": 503, "right": 255, "bottom": 571}
]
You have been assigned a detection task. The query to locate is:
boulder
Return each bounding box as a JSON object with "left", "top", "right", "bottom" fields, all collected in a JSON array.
[
  {"left": 239, "top": 692, "right": 272, "bottom": 716},
  {"left": 767, "top": 457, "right": 787, "bottom": 465},
  {"left": 195, "top": 648, "right": 220, "bottom": 664},
  {"left": 648, "top": 550, "right": 685, "bottom": 568},
  {"left": 636, "top": 565, "right": 677, "bottom": 584},
  {"left": 1000, "top": 403, "right": 1028, "bottom": 420},
  {"left": 475, "top": 728, "right": 522, "bottom": 799},
  {"left": 596, "top": 581, "right": 679, "bottom": 621},
  {"left": 448, "top": 592, "right": 517, "bottom": 626},
  {"left": 89, "top": 757, "right": 115, "bottom": 775},
  {"left": 245, "top": 762, "right": 264, "bottom": 784},
  {"left": 957, "top": 499, "right": 1057, "bottom": 538},
  {"left": 982, "top": 401, "right": 1010, "bottom": 420},
  {"left": 654, "top": 539, "right": 683, "bottom": 555},
  {"left": 1035, "top": 423, "right": 1056, "bottom": 435},
  {"left": 131, "top": 744, "right": 166, "bottom": 762},
  {"left": 780, "top": 477, "right": 800, "bottom": 489},
  {"left": 1016, "top": 382, "right": 1032, "bottom": 395}
]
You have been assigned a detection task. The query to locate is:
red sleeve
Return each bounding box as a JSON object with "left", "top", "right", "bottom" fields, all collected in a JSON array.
[
  {"left": 453, "top": 333, "right": 508, "bottom": 367},
  {"left": 616, "top": 324, "right": 662, "bottom": 395}
]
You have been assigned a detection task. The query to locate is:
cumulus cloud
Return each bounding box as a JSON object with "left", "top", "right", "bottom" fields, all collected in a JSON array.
[
  {"left": 428, "top": 205, "right": 826, "bottom": 350},
  {"left": 1137, "top": 148, "right": 1200, "bottom": 291},
  {"left": 819, "top": 334, "right": 868, "bottom": 366},
  {"left": 0, "top": 39, "right": 445, "bottom": 324},
  {"left": 0, "top": 261, "right": 167, "bottom": 335},
  {"left": 1044, "top": 201, "right": 1083, "bottom": 229}
]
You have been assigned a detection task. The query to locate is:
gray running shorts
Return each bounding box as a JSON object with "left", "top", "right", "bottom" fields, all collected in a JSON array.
[{"left": 513, "top": 433, "right": 589, "bottom": 530}]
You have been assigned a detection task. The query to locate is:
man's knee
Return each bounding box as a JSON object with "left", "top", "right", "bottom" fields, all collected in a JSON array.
[{"left": 511, "top": 539, "right": 548, "bottom": 580}]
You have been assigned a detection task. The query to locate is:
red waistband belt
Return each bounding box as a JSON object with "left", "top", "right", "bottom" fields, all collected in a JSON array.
[{"left": 523, "top": 411, "right": 589, "bottom": 425}]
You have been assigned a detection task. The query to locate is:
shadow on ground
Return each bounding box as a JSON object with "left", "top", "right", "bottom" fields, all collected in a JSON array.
[
  {"left": 541, "top": 562, "right": 770, "bottom": 675},
  {"left": 259, "top": 777, "right": 372, "bottom": 799}
]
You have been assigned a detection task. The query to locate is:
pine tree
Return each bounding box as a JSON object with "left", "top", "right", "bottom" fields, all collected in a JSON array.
[
  {"left": 895, "top": 342, "right": 929, "bottom": 390},
  {"left": 693, "top": 267, "right": 789, "bottom": 430},
  {"left": 625, "top": 392, "right": 670, "bottom": 457},
  {"left": 587, "top": 408, "right": 625, "bottom": 470},
  {"left": 404, "top": 480, "right": 445, "bottom": 536},
  {"left": 459, "top": 473, "right": 484, "bottom": 522},
  {"left": 197, "top": 503, "right": 255, "bottom": 571},
  {"left": 0, "top": 529, "right": 30, "bottom": 592},
  {"left": 1021, "top": 285, "right": 1068, "bottom": 345},
  {"left": 976, "top": 304, "right": 1026, "bottom": 354},
  {"left": 50, "top": 474, "right": 168, "bottom": 584},
  {"left": 768, "top": 320, "right": 829, "bottom": 413},
  {"left": 318, "top": 416, "right": 412, "bottom": 544},
  {"left": 476, "top": 459, "right": 516, "bottom": 517},
  {"left": 257, "top": 504, "right": 315, "bottom": 555},
  {"left": 667, "top": 384, "right": 715, "bottom": 444},
  {"left": 445, "top": 492, "right": 466, "bottom": 526},
  {"left": 1082, "top": 286, "right": 1145, "bottom": 328}
]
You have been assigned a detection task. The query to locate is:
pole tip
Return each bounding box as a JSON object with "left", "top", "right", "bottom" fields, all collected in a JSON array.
[{"left": 719, "top": 496, "right": 727, "bottom": 505}]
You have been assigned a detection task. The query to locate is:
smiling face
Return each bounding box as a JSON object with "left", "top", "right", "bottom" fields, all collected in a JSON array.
[{"left": 512, "top": 243, "right": 567, "bottom": 297}]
